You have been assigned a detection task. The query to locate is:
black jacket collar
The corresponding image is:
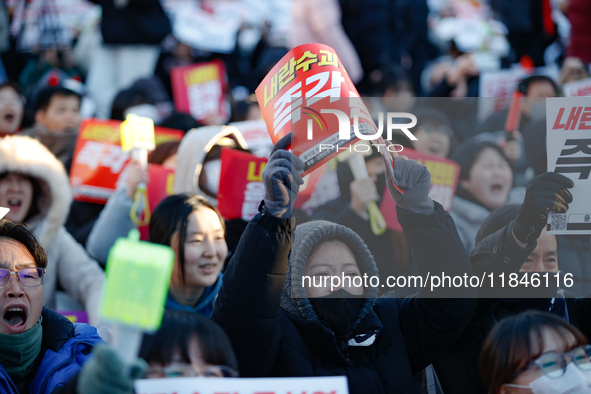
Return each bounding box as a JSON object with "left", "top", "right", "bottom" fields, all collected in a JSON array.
[{"left": 40, "top": 308, "right": 74, "bottom": 353}]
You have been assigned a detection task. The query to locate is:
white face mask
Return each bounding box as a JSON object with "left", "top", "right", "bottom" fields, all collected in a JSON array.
[
  {"left": 201, "top": 159, "right": 221, "bottom": 196},
  {"left": 507, "top": 363, "right": 591, "bottom": 394}
]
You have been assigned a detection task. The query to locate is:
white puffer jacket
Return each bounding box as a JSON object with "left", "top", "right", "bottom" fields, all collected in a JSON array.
[{"left": 0, "top": 136, "right": 104, "bottom": 325}]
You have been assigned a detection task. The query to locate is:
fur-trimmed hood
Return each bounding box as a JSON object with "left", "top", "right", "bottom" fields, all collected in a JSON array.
[
  {"left": 0, "top": 136, "right": 72, "bottom": 245},
  {"left": 173, "top": 125, "right": 247, "bottom": 206}
]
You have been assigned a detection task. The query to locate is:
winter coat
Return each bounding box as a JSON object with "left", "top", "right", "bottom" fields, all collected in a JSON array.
[
  {"left": 211, "top": 202, "right": 477, "bottom": 394},
  {"left": 290, "top": 0, "right": 363, "bottom": 84},
  {"left": 433, "top": 223, "right": 591, "bottom": 393},
  {"left": 556, "top": 235, "right": 591, "bottom": 297},
  {"left": 89, "top": 0, "right": 171, "bottom": 45},
  {"left": 567, "top": 0, "right": 591, "bottom": 63},
  {"left": 0, "top": 136, "right": 104, "bottom": 325},
  {"left": 0, "top": 308, "right": 103, "bottom": 394}
]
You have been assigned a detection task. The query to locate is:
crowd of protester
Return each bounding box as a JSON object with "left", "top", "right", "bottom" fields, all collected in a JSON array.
[{"left": 1, "top": 0, "right": 591, "bottom": 393}]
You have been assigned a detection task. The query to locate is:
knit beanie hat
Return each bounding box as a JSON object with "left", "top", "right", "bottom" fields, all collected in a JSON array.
[{"left": 280, "top": 220, "right": 379, "bottom": 329}]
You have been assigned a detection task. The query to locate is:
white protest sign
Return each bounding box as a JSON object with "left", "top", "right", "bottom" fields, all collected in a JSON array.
[
  {"left": 172, "top": 5, "right": 241, "bottom": 54},
  {"left": 0, "top": 208, "right": 9, "bottom": 220},
  {"left": 563, "top": 78, "right": 591, "bottom": 97},
  {"left": 8, "top": 0, "right": 99, "bottom": 51},
  {"left": 478, "top": 65, "right": 559, "bottom": 122},
  {"left": 478, "top": 68, "right": 526, "bottom": 122},
  {"left": 546, "top": 97, "right": 591, "bottom": 234},
  {"left": 229, "top": 119, "right": 273, "bottom": 157},
  {"left": 135, "top": 376, "right": 349, "bottom": 394}
]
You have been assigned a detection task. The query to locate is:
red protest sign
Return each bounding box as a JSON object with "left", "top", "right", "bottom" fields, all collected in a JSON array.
[
  {"left": 255, "top": 43, "right": 377, "bottom": 177},
  {"left": 138, "top": 164, "right": 176, "bottom": 240},
  {"left": 70, "top": 118, "right": 183, "bottom": 204},
  {"left": 171, "top": 60, "right": 230, "bottom": 123},
  {"left": 380, "top": 149, "right": 460, "bottom": 232},
  {"left": 217, "top": 148, "right": 267, "bottom": 221},
  {"left": 294, "top": 163, "right": 325, "bottom": 209}
]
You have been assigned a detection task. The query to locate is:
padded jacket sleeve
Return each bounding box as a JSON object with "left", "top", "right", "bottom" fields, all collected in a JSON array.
[
  {"left": 210, "top": 209, "right": 294, "bottom": 377},
  {"left": 394, "top": 202, "right": 478, "bottom": 374}
]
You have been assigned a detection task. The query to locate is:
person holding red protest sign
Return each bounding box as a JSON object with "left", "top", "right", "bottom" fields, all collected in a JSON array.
[
  {"left": 211, "top": 133, "right": 477, "bottom": 394},
  {"left": 0, "top": 136, "right": 105, "bottom": 326}
]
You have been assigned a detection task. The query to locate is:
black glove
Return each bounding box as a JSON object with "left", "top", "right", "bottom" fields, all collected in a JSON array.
[
  {"left": 262, "top": 133, "right": 305, "bottom": 218},
  {"left": 385, "top": 156, "right": 434, "bottom": 214},
  {"left": 512, "top": 172, "right": 574, "bottom": 245}
]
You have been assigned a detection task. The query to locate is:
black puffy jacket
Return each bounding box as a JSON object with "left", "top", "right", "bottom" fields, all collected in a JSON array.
[
  {"left": 211, "top": 203, "right": 477, "bottom": 394},
  {"left": 90, "top": 0, "right": 171, "bottom": 45}
]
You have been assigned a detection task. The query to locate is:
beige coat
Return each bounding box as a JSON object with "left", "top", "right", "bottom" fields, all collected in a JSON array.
[{"left": 0, "top": 136, "right": 104, "bottom": 325}]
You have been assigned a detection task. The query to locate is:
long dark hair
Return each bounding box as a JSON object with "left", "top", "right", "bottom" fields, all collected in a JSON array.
[
  {"left": 480, "top": 310, "right": 587, "bottom": 394},
  {"left": 149, "top": 194, "right": 225, "bottom": 283},
  {"left": 139, "top": 310, "right": 238, "bottom": 370}
]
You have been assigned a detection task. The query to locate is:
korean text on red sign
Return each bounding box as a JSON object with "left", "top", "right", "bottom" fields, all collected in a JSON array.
[
  {"left": 171, "top": 60, "right": 230, "bottom": 123},
  {"left": 255, "top": 43, "right": 377, "bottom": 177},
  {"left": 70, "top": 118, "right": 184, "bottom": 204}
]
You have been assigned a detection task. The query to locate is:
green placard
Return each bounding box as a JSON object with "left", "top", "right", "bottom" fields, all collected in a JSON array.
[{"left": 100, "top": 230, "right": 174, "bottom": 331}]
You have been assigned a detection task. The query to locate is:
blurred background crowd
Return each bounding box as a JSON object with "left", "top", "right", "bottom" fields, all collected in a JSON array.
[
  {"left": 0, "top": 0, "right": 591, "bottom": 393},
  {"left": 0, "top": 0, "right": 590, "bottom": 307}
]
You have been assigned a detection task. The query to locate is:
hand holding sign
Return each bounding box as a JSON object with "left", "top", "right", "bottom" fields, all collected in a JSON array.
[
  {"left": 512, "top": 172, "right": 574, "bottom": 245},
  {"left": 262, "top": 133, "right": 305, "bottom": 218}
]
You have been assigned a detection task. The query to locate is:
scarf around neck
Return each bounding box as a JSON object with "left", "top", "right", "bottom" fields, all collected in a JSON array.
[{"left": 0, "top": 317, "right": 43, "bottom": 380}]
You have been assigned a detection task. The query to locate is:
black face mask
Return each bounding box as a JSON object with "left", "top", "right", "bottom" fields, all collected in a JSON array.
[{"left": 310, "top": 289, "right": 367, "bottom": 339}]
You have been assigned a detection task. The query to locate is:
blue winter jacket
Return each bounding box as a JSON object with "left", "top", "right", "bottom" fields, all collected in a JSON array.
[{"left": 0, "top": 307, "right": 103, "bottom": 394}]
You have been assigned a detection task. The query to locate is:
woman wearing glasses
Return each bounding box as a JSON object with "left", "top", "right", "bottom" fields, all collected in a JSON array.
[{"left": 481, "top": 310, "right": 591, "bottom": 394}]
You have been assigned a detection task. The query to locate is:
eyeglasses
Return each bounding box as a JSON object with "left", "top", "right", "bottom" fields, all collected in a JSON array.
[
  {"left": 0, "top": 267, "right": 46, "bottom": 288},
  {"left": 145, "top": 364, "right": 239, "bottom": 379},
  {"left": 506, "top": 345, "right": 591, "bottom": 385}
]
